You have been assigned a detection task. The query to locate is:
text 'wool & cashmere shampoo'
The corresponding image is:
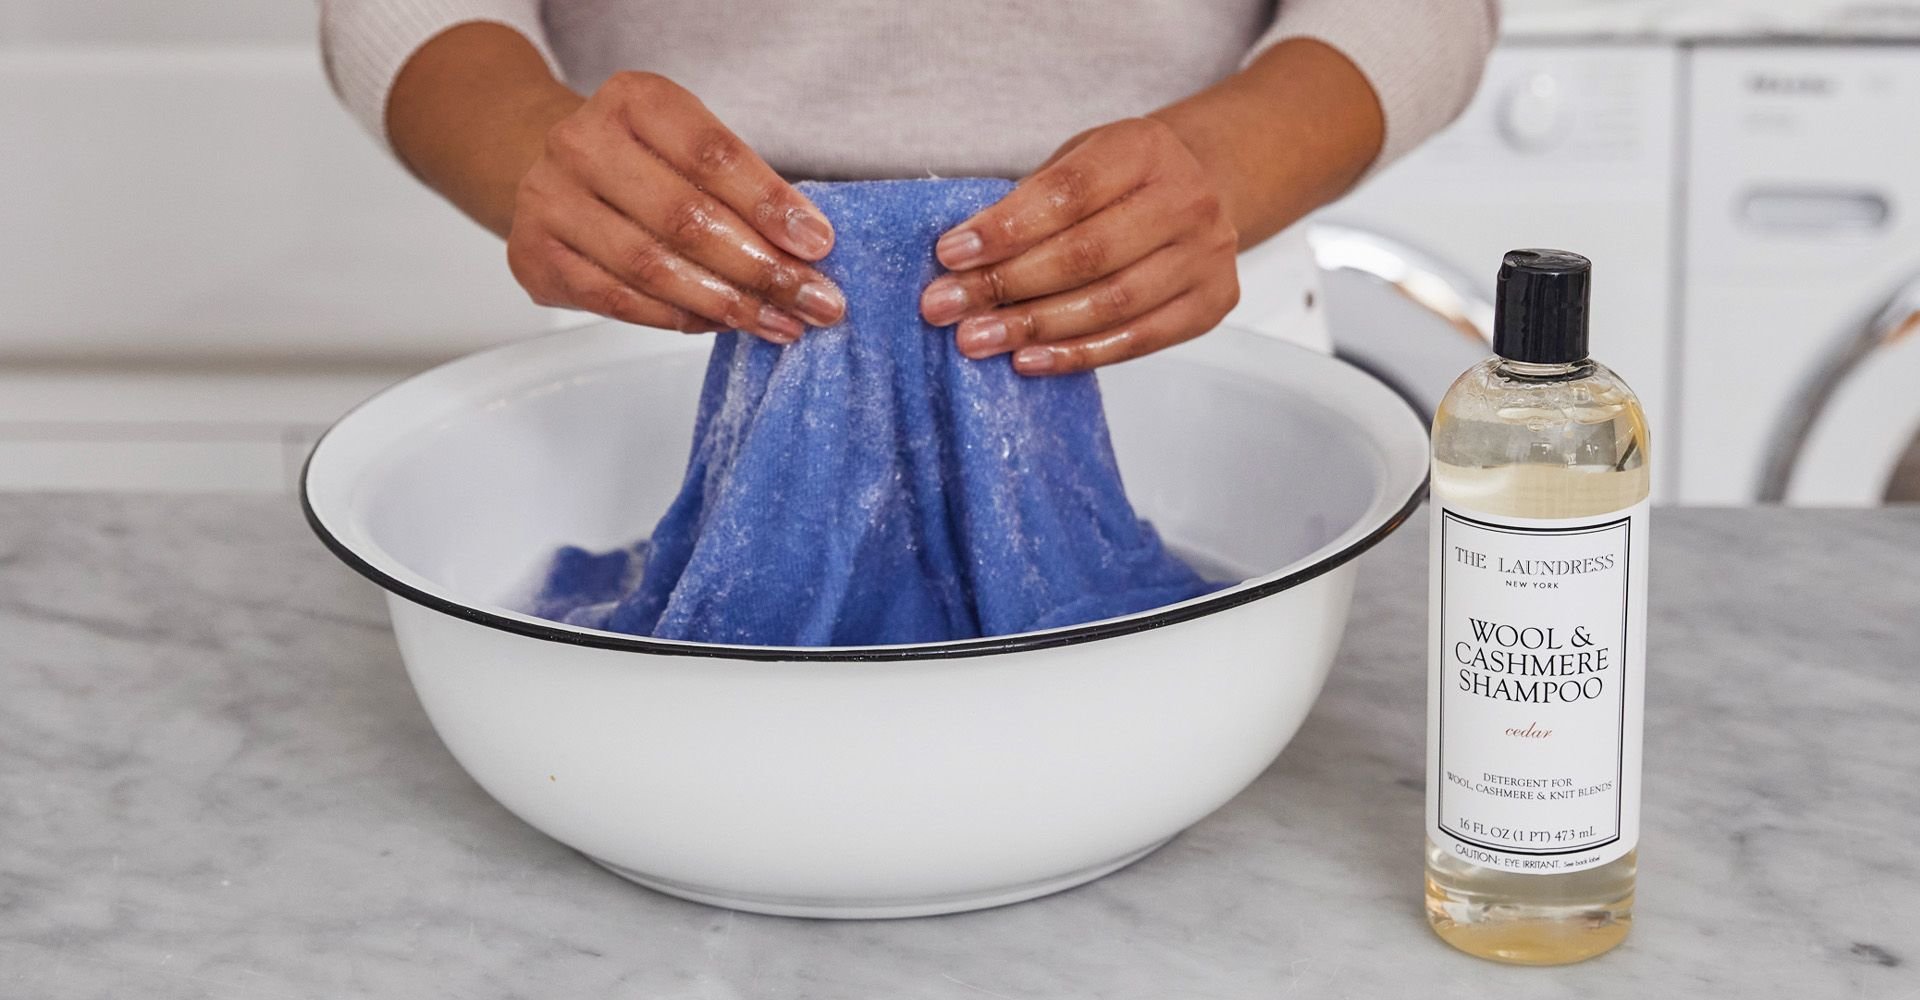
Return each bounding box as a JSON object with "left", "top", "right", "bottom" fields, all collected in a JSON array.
[{"left": 1425, "top": 249, "right": 1649, "bottom": 964}]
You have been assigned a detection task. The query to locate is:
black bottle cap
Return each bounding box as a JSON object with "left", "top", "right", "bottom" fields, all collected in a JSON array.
[{"left": 1493, "top": 249, "right": 1591, "bottom": 364}]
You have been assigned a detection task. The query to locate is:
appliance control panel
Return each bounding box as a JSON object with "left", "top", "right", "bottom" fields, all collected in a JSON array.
[{"left": 1409, "top": 43, "right": 1677, "bottom": 191}]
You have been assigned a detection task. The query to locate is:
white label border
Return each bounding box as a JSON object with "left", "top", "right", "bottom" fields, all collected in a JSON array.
[{"left": 1435, "top": 507, "right": 1634, "bottom": 858}]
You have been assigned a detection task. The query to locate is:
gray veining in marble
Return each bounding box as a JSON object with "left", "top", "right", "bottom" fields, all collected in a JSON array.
[{"left": 2, "top": 497, "right": 1917, "bottom": 998}]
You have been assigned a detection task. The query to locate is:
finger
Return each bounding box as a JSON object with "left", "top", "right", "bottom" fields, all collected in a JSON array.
[
  {"left": 921, "top": 187, "right": 1192, "bottom": 326},
  {"left": 568, "top": 131, "right": 845, "bottom": 327},
  {"left": 953, "top": 244, "right": 1189, "bottom": 358},
  {"left": 933, "top": 122, "right": 1155, "bottom": 271},
  {"left": 540, "top": 240, "right": 727, "bottom": 333},
  {"left": 547, "top": 191, "right": 807, "bottom": 343},
  {"left": 603, "top": 71, "right": 835, "bottom": 261},
  {"left": 1009, "top": 287, "right": 1234, "bottom": 376}
]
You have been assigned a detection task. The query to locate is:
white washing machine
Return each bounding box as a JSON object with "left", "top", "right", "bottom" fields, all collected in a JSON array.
[
  {"left": 1310, "top": 42, "right": 1683, "bottom": 499},
  {"left": 1678, "top": 45, "right": 1920, "bottom": 505}
]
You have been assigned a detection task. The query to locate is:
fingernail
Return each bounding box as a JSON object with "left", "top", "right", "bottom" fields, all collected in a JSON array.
[
  {"left": 958, "top": 316, "right": 1008, "bottom": 355},
  {"left": 795, "top": 282, "right": 845, "bottom": 326},
  {"left": 936, "top": 229, "right": 985, "bottom": 269},
  {"left": 787, "top": 209, "right": 833, "bottom": 260},
  {"left": 921, "top": 279, "right": 969, "bottom": 326},
  {"left": 759, "top": 305, "right": 804, "bottom": 342},
  {"left": 1014, "top": 347, "right": 1057, "bottom": 374}
]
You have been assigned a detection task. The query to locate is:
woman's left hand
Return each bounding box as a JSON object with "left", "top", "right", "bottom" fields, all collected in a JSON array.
[{"left": 918, "top": 117, "right": 1241, "bottom": 375}]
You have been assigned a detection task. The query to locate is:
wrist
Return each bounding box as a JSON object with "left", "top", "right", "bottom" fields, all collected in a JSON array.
[
  {"left": 1149, "top": 38, "right": 1384, "bottom": 246},
  {"left": 479, "top": 84, "right": 583, "bottom": 232},
  {"left": 502, "top": 84, "right": 585, "bottom": 176},
  {"left": 388, "top": 22, "right": 581, "bottom": 236}
]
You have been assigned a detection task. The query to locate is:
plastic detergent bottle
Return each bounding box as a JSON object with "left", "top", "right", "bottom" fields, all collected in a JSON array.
[{"left": 1425, "top": 249, "right": 1651, "bottom": 965}]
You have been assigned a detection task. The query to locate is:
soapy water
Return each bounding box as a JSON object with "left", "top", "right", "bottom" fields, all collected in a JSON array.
[
  {"left": 523, "top": 179, "right": 1224, "bottom": 647},
  {"left": 517, "top": 539, "right": 1244, "bottom": 638}
]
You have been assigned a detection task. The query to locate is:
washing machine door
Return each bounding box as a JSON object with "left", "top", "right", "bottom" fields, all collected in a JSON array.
[
  {"left": 1761, "top": 274, "right": 1920, "bottom": 505},
  {"left": 1308, "top": 224, "right": 1494, "bottom": 420}
]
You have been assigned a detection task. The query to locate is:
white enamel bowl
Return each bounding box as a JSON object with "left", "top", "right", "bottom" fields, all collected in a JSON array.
[{"left": 302, "top": 321, "right": 1427, "bottom": 918}]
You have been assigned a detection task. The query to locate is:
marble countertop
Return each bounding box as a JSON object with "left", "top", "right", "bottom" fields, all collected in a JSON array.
[
  {"left": 3, "top": 497, "right": 1916, "bottom": 998},
  {"left": 1501, "top": 0, "right": 1920, "bottom": 41}
]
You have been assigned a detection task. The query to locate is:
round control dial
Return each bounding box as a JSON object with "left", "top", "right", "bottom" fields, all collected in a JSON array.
[{"left": 1499, "top": 73, "right": 1567, "bottom": 152}]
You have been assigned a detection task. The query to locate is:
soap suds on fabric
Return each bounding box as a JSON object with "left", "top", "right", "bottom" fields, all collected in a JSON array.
[{"left": 528, "top": 178, "right": 1219, "bottom": 646}]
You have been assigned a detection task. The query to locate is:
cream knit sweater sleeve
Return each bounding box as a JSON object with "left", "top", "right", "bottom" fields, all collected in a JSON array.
[{"left": 1253, "top": 0, "right": 1499, "bottom": 170}]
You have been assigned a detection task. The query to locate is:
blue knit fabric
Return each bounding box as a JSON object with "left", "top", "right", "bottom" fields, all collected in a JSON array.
[{"left": 528, "top": 178, "right": 1216, "bottom": 646}]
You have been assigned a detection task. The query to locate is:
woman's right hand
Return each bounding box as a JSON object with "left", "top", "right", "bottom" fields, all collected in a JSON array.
[{"left": 506, "top": 72, "right": 844, "bottom": 342}]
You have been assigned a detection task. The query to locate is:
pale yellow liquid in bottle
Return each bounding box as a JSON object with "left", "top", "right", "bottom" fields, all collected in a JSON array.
[{"left": 1428, "top": 356, "right": 1650, "bottom": 965}]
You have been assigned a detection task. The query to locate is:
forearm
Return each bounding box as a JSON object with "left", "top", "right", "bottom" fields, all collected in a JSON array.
[
  {"left": 1149, "top": 38, "right": 1384, "bottom": 249},
  {"left": 386, "top": 22, "right": 583, "bottom": 236}
]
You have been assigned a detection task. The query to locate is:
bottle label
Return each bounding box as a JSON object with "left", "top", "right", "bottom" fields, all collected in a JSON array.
[{"left": 1427, "top": 498, "right": 1648, "bottom": 875}]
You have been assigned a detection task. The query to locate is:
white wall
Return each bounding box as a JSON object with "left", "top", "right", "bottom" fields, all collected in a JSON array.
[{"left": 0, "top": 1, "right": 561, "bottom": 491}]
